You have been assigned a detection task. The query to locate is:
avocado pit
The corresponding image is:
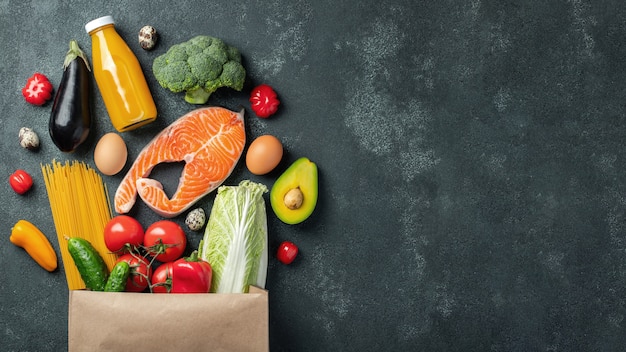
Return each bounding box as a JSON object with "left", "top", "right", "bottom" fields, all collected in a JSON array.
[{"left": 284, "top": 187, "right": 303, "bottom": 210}]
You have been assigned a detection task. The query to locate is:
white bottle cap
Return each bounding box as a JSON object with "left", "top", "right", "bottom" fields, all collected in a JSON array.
[{"left": 85, "top": 16, "right": 115, "bottom": 34}]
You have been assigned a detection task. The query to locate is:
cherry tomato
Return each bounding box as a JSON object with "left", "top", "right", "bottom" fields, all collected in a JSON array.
[
  {"left": 277, "top": 241, "right": 299, "bottom": 265},
  {"left": 144, "top": 220, "right": 187, "bottom": 262},
  {"left": 9, "top": 169, "right": 33, "bottom": 195},
  {"left": 151, "top": 262, "right": 173, "bottom": 293},
  {"left": 103, "top": 215, "right": 144, "bottom": 253},
  {"left": 116, "top": 253, "right": 152, "bottom": 292},
  {"left": 249, "top": 84, "right": 280, "bottom": 118}
]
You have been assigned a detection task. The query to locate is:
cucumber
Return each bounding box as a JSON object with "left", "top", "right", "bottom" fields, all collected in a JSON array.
[
  {"left": 104, "top": 261, "right": 130, "bottom": 292},
  {"left": 67, "top": 237, "right": 109, "bottom": 291}
]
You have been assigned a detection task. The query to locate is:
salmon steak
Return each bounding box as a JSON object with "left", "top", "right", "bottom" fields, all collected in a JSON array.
[{"left": 114, "top": 106, "right": 246, "bottom": 218}]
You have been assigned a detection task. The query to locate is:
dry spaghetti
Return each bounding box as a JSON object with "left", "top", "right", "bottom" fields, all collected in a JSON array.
[{"left": 41, "top": 160, "right": 117, "bottom": 290}]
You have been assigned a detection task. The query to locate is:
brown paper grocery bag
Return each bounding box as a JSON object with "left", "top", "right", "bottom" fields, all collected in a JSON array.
[{"left": 68, "top": 287, "right": 268, "bottom": 352}]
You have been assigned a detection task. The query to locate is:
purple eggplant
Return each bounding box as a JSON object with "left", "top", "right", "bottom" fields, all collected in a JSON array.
[{"left": 49, "top": 40, "right": 91, "bottom": 152}]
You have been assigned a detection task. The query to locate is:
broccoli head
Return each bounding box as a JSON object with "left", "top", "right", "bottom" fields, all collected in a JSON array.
[{"left": 152, "top": 35, "right": 246, "bottom": 104}]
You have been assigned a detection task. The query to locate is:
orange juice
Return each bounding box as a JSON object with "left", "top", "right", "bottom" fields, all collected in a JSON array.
[{"left": 85, "top": 16, "right": 157, "bottom": 132}]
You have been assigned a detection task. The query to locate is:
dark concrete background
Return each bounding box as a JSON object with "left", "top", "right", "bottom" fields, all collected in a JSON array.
[{"left": 2, "top": 1, "right": 626, "bottom": 351}]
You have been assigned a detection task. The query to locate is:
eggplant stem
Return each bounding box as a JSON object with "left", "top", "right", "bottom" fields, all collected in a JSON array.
[{"left": 63, "top": 40, "right": 91, "bottom": 71}]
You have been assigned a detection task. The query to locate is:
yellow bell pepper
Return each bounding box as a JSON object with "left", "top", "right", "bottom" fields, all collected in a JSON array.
[{"left": 10, "top": 219, "right": 58, "bottom": 272}]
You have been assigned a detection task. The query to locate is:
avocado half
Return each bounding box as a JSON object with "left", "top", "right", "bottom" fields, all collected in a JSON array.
[{"left": 270, "top": 157, "right": 318, "bottom": 224}]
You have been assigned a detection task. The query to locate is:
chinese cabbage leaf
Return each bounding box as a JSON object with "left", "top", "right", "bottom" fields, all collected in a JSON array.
[{"left": 199, "top": 180, "right": 268, "bottom": 293}]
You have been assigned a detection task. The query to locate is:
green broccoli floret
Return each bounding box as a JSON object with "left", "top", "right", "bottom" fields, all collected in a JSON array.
[{"left": 152, "top": 35, "right": 246, "bottom": 104}]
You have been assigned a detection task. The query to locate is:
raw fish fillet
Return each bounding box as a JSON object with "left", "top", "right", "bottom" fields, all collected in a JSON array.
[{"left": 114, "top": 107, "right": 246, "bottom": 218}]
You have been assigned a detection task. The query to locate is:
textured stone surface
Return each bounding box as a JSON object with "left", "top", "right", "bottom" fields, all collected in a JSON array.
[{"left": 2, "top": 1, "right": 626, "bottom": 351}]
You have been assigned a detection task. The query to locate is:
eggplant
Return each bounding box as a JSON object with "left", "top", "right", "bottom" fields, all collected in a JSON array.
[{"left": 49, "top": 40, "right": 91, "bottom": 152}]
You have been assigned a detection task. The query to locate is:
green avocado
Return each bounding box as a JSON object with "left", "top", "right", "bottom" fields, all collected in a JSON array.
[{"left": 270, "top": 157, "right": 318, "bottom": 224}]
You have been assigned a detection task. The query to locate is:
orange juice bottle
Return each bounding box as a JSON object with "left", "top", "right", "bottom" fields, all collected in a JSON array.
[{"left": 85, "top": 16, "right": 157, "bottom": 132}]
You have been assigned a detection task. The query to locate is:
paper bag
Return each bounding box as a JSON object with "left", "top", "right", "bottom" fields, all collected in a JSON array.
[{"left": 68, "top": 286, "right": 268, "bottom": 352}]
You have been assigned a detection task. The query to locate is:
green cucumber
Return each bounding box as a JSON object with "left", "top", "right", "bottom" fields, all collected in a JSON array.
[
  {"left": 67, "top": 237, "right": 109, "bottom": 291},
  {"left": 104, "top": 261, "right": 130, "bottom": 292}
]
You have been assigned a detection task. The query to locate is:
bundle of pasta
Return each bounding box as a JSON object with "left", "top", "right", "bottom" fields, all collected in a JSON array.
[{"left": 41, "top": 160, "right": 117, "bottom": 290}]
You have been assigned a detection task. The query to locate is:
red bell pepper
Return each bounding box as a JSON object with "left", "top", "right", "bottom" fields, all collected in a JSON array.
[
  {"left": 9, "top": 169, "right": 33, "bottom": 195},
  {"left": 22, "top": 73, "right": 53, "bottom": 106},
  {"left": 249, "top": 84, "right": 280, "bottom": 118},
  {"left": 151, "top": 251, "right": 212, "bottom": 293}
]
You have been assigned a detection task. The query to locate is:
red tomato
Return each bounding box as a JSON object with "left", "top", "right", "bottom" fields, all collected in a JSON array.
[
  {"left": 277, "top": 241, "right": 299, "bottom": 264},
  {"left": 9, "top": 169, "right": 33, "bottom": 195},
  {"left": 116, "top": 253, "right": 152, "bottom": 292},
  {"left": 151, "top": 262, "right": 173, "bottom": 293},
  {"left": 144, "top": 220, "right": 187, "bottom": 262},
  {"left": 103, "top": 215, "right": 144, "bottom": 253}
]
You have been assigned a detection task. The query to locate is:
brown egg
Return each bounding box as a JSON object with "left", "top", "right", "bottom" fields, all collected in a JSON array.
[
  {"left": 246, "top": 135, "right": 283, "bottom": 175},
  {"left": 94, "top": 132, "right": 128, "bottom": 176}
]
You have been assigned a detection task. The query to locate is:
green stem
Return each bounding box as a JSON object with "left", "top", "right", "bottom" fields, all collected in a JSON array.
[
  {"left": 63, "top": 39, "right": 91, "bottom": 71},
  {"left": 186, "top": 250, "right": 200, "bottom": 262},
  {"left": 184, "top": 87, "right": 211, "bottom": 104}
]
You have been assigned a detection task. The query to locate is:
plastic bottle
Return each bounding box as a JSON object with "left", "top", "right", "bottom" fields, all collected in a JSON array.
[{"left": 85, "top": 16, "right": 157, "bottom": 132}]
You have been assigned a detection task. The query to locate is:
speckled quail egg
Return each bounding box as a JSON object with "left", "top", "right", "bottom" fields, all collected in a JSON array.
[
  {"left": 138, "top": 25, "right": 158, "bottom": 50},
  {"left": 185, "top": 208, "right": 206, "bottom": 231}
]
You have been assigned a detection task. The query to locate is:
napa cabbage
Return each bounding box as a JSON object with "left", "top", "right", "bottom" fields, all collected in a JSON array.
[{"left": 199, "top": 180, "right": 268, "bottom": 293}]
